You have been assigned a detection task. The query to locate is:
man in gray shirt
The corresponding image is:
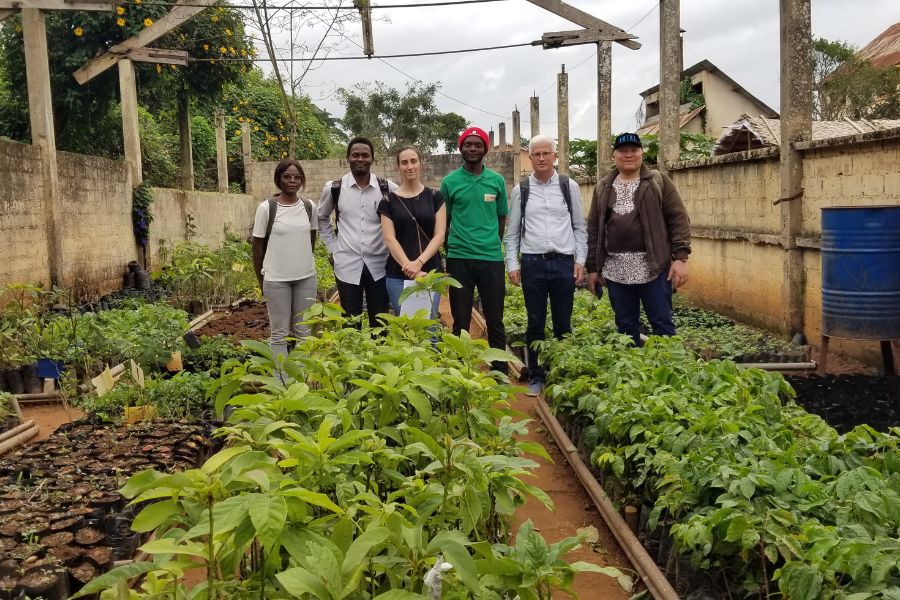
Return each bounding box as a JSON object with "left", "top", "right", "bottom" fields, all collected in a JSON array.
[
  {"left": 318, "top": 137, "right": 398, "bottom": 327},
  {"left": 505, "top": 135, "right": 588, "bottom": 395}
]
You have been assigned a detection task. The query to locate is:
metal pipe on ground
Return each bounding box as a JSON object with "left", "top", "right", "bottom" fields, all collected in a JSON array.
[
  {"left": 0, "top": 425, "right": 39, "bottom": 457},
  {"left": 533, "top": 397, "right": 681, "bottom": 600}
]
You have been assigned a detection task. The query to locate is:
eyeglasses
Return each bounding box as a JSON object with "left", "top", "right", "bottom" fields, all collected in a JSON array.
[{"left": 530, "top": 152, "right": 554, "bottom": 159}]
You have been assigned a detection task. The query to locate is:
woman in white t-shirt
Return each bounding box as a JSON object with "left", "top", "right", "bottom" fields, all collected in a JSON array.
[{"left": 251, "top": 159, "right": 318, "bottom": 361}]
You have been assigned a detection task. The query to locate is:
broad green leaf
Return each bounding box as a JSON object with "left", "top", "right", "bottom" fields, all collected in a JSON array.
[
  {"left": 131, "top": 499, "right": 181, "bottom": 533},
  {"left": 342, "top": 526, "right": 390, "bottom": 579},
  {"left": 279, "top": 487, "right": 344, "bottom": 514},
  {"left": 249, "top": 494, "right": 288, "bottom": 550},
  {"left": 277, "top": 566, "right": 332, "bottom": 599},
  {"left": 201, "top": 446, "right": 250, "bottom": 475},
  {"left": 70, "top": 562, "right": 161, "bottom": 598},
  {"left": 373, "top": 592, "right": 428, "bottom": 600},
  {"left": 139, "top": 539, "right": 208, "bottom": 559},
  {"left": 119, "top": 469, "right": 165, "bottom": 499}
]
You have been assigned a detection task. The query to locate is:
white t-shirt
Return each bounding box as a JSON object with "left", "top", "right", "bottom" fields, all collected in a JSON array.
[{"left": 252, "top": 198, "right": 318, "bottom": 282}]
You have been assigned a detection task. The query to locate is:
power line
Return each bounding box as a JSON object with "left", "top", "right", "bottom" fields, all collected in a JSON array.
[
  {"left": 194, "top": 41, "right": 532, "bottom": 61},
  {"left": 123, "top": 0, "right": 509, "bottom": 9}
]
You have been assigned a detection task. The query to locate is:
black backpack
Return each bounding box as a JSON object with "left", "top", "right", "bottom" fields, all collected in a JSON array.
[
  {"left": 262, "top": 196, "right": 314, "bottom": 256},
  {"left": 518, "top": 174, "right": 573, "bottom": 237},
  {"left": 331, "top": 176, "right": 390, "bottom": 233}
]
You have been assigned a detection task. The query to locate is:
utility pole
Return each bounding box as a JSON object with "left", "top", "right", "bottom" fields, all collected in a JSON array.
[
  {"left": 779, "top": 0, "right": 812, "bottom": 336},
  {"left": 596, "top": 41, "right": 612, "bottom": 179},
  {"left": 215, "top": 110, "right": 228, "bottom": 193},
  {"left": 499, "top": 122, "right": 507, "bottom": 150},
  {"left": 512, "top": 108, "right": 522, "bottom": 178},
  {"left": 658, "top": 0, "right": 681, "bottom": 174},
  {"left": 557, "top": 64, "right": 569, "bottom": 175},
  {"left": 530, "top": 95, "right": 540, "bottom": 138}
]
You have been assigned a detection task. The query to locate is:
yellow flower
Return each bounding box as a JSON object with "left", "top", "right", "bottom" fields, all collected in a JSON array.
[
  {"left": 240, "top": 48, "right": 247, "bottom": 56},
  {"left": 134, "top": 0, "right": 140, "bottom": 4},
  {"left": 238, "top": 116, "right": 244, "bottom": 122},
  {"left": 229, "top": 47, "right": 236, "bottom": 55},
  {"left": 116, "top": 17, "right": 125, "bottom": 26},
  {"left": 116, "top": 5, "right": 124, "bottom": 14},
  {"left": 155, "top": 64, "right": 161, "bottom": 73},
  {"left": 253, "top": 126, "right": 259, "bottom": 131},
  {"left": 232, "top": 106, "right": 237, "bottom": 112},
  {"left": 224, "top": 28, "right": 232, "bottom": 36},
  {"left": 143, "top": 17, "right": 153, "bottom": 27},
  {"left": 210, "top": 59, "right": 216, "bottom": 64},
  {"left": 219, "top": 46, "right": 226, "bottom": 54},
  {"left": 170, "top": 64, "right": 177, "bottom": 70},
  {"left": 73, "top": 26, "right": 84, "bottom": 36},
  {"left": 202, "top": 44, "right": 209, "bottom": 51},
  {"left": 240, "top": 66, "right": 246, "bottom": 74},
  {"left": 235, "top": 129, "right": 241, "bottom": 135},
  {"left": 211, "top": 14, "right": 218, "bottom": 22}
]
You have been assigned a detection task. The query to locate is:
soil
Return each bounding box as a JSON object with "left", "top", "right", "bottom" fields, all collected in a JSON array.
[
  {"left": 21, "top": 403, "right": 85, "bottom": 441},
  {"left": 786, "top": 374, "right": 900, "bottom": 433},
  {"left": 196, "top": 302, "right": 270, "bottom": 342}
]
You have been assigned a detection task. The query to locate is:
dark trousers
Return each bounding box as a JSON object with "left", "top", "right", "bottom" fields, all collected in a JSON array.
[
  {"left": 521, "top": 254, "right": 575, "bottom": 382},
  {"left": 447, "top": 258, "right": 507, "bottom": 373},
  {"left": 605, "top": 271, "right": 676, "bottom": 346},
  {"left": 335, "top": 264, "right": 390, "bottom": 329}
]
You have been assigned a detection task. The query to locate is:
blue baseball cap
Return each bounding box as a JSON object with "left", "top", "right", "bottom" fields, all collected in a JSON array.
[{"left": 613, "top": 132, "right": 642, "bottom": 149}]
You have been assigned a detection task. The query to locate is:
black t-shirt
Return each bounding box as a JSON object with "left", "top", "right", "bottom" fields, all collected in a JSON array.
[{"left": 377, "top": 187, "right": 445, "bottom": 279}]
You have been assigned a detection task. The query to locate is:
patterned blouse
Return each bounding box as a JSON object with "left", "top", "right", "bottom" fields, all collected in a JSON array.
[{"left": 602, "top": 176, "right": 656, "bottom": 285}]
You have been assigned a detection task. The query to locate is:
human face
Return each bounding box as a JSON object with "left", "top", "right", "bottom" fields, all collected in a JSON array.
[
  {"left": 613, "top": 144, "right": 643, "bottom": 176},
  {"left": 460, "top": 136, "right": 486, "bottom": 166},
  {"left": 348, "top": 143, "right": 374, "bottom": 178},
  {"left": 279, "top": 165, "right": 303, "bottom": 194},
  {"left": 397, "top": 149, "right": 421, "bottom": 183},
  {"left": 529, "top": 142, "right": 556, "bottom": 179}
]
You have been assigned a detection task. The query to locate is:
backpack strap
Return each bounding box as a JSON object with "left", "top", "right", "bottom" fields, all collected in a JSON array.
[
  {"left": 301, "top": 197, "right": 314, "bottom": 225},
  {"left": 558, "top": 174, "right": 574, "bottom": 227},
  {"left": 264, "top": 197, "right": 278, "bottom": 251},
  {"left": 376, "top": 176, "right": 390, "bottom": 198},
  {"left": 330, "top": 179, "right": 342, "bottom": 233},
  {"left": 518, "top": 176, "right": 530, "bottom": 238}
]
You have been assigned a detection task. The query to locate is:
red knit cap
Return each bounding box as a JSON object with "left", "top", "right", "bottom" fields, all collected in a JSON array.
[{"left": 457, "top": 126, "right": 490, "bottom": 151}]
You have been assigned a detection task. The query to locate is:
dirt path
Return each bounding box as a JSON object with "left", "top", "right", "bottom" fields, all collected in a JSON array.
[{"left": 21, "top": 402, "right": 84, "bottom": 441}]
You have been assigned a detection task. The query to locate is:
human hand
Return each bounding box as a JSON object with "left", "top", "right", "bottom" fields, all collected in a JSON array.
[
  {"left": 587, "top": 272, "right": 603, "bottom": 296},
  {"left": 667, "top": 259, "right": 689, "bottom": 289},
  {"left": 508, "top": 270, "right": 521, "bottom": 286},
  {"left": 574, "top": 263, "right": 585, "bottom": 285},
  {"left": 402, "top": 258, "right": 423, "bottom": 278}
]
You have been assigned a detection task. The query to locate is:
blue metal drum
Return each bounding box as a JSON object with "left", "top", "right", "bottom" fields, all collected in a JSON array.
[{"left": 821, "top": 206, "right": 900, "bottom": 340}]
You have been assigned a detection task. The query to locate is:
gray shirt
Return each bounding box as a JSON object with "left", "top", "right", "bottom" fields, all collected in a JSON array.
[
  {"left": 317, "top": 172, "right": 398, "bottom": 284},
  {"left": 504, "top": 171, "right": 588, "bottom": 272}
]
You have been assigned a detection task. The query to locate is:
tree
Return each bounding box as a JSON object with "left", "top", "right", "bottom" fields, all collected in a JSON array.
[
  {"left": 338, "top": 82, "right": 468, "bottom": 156},
  {"left": 567, "top": 133, "right": 716, "bottom": 180},
  {"left": 813, "top": 37, "right": 900, "bottom": 120}
]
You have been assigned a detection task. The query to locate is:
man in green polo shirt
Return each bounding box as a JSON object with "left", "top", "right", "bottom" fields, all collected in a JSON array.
[{"left": 440, "top": 126, "right": 509, "bottom": 373}]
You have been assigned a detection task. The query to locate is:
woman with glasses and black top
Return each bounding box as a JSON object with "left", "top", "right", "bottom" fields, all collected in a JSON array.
[
  {"left": 377, "top": 145, "right": 447, "bottom": 318},
  {"left": 251, "top": 159, "right": 318, "bottom": 362}
]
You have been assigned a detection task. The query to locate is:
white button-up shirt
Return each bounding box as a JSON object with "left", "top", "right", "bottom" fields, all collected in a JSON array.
[
  {"left": 504, "top": 171, "right": 588, "bottom": 272},
  {"left": 317, "top": 172, "right": 398, "bottom": 284}
]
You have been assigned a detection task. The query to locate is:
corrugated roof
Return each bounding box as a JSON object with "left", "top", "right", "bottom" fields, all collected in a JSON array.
[
  {"left": 637, "top": 105, "right": 706, "bottom": 136},
  {"left": 857, "top": 22, "right": 900, "bottom": 69},
  {"left": 713, "top": 114, "right": 900, "bottom": 155}
]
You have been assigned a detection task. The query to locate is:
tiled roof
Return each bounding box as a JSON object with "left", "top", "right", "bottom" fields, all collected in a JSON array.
[
  {"left": 637, "top": 105, "right": 706, "bottom": 136},
  {"left": 857, "top": 22, "right": 900, "bottom": 69},
  {"left": 713, "top": 114, "right": 900, "bottom": 155}
]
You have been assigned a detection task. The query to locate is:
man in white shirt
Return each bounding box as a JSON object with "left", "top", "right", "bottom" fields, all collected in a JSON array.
[
  {"left": 505, "top": 135, "right": 588, "bottom": 396},
  {"left": 318, "top": 137, "right": 398, "bottom": 327}
]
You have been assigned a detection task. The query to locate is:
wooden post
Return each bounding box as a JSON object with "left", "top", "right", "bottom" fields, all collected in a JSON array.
[
  {"left": 118, "top": 59, "right": 142, "bottom": 187},
  {"left": 178, "top": 95, "right": 193, "bottom": 191},
  {"left": 512, "top": 108, "right": 521, "bottom": 178},
  {"left": 498, "top": 122, "right": 506, "bottom": 150},
  {"left": 241, "top": 121, "right": 252, "bottom": 195},
  {"left": 22, "top": 8, "right": 64, "bottom": 287},
  {"left": 530, "top": 95, "right": 540, "bottom": 138},
  {"left": 658, "top": 0, "right": 681, "bottom": 174},
  {"left": 779, "top": 0, "right": 812, "bottom": 336},
  {"left": 557, "top": 64, "right": 569, "bottom": 176},
  {"left": 597, "top": 41, "right": 612, "bottom": 179},
  {"left": 215, "top": 110, "right": 228, "bottom": 193}
]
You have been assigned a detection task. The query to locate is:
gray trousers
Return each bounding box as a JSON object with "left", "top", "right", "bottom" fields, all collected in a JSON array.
[{"left": 263, "top": 275, "right": 318, "bottom": 361}]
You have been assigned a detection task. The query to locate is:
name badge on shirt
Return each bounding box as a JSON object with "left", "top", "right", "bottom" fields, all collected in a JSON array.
[{"left": 484, "top": 193, "right": 496, "bottom": 203}]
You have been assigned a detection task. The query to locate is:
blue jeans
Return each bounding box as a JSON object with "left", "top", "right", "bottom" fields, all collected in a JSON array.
[
  {"left": 605, "top": 271, "right": 676, "bottom": 346},
  {"left": 521, "top": 254, "right": 575, "bottom": 382},
  {"left": 385, "top": 277, "right": 441, "bottom": 319}
]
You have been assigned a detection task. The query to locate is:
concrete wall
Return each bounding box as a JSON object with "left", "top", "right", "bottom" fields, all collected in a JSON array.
[
  {"left": 246, "top": 152, "right": 517, "bottom": 202},
  {"left": 699, "top": 70, "right": 772, "bottom": 138},
  {"left": 0, "top": 139, "right": 258, "bottom": 298}
]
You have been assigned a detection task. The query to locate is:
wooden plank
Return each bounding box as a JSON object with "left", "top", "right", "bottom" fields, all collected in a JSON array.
[
  {"left": 119, "top": 59, "right": 142, "bottom": 186},
  {"left": 127, "top": 47, "right": 188, "bottom": 66},
  {"left": 0, "top": 0, "right": 111, "bottom": 10},
  {"left": 22, "top": 8, "right": 65, "bottom": 287},
  {"left": 0, "top": 9, "right": 15, "bottom": 19},
  {"left": 178, "top": 96, "right": 194, "bottom": 190},
  {"left": 535, "top": 28, "right": 637, "bottom": 48},
  {"left": 524, "top": 0, "right": 640, "bottom": 49},
  {"left": 73, "top": 0, "right": 217, "bottom": 84}
]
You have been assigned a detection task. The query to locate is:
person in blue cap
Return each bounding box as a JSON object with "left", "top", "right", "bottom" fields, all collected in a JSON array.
[{"left": 585, "top": 132, "right": 691, "bottom": 345}]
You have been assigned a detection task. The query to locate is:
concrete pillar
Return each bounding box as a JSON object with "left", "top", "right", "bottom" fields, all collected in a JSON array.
[
  {"left": 779, "top": 0, "right": 812, "bottom": 335},
  {"left": 499, "top": 122, "right": 506, "bottom": 150},
  {"left": 118, "top": 59, "right": 142, "bottom": 187},
  {"left": 215, "top": 110, "right": 228, "bottom": 193},
  {"left": 241, "top": 121, "right": 252, "bottom": 195},
  {"left": 530, "top": 95, "right": 540, "bottom": 138},
  {"left": 597, "top": 41, "right": 612, "bottom": 179},
  {"left": 488, "top": 128, "right": 495, "bottom": 151},
  {"left": 22, "top": 8, "right": 64, "bottom": 286},
  {"left": 178, "top": 96, "right": 193, "bottom": 191},
  {"left": 658, "top": 0, "right": 681, "bottom": 173},
  {"left": 557, "top": 64, "right": 569, "bottom": 176},
  {"left": 512, "top": 109, "right": 521, "bottom": 178}
]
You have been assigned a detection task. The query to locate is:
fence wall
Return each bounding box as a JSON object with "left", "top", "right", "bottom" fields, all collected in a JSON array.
[{"left": 0, "top": 139, "right": 257, "bottom": 298}]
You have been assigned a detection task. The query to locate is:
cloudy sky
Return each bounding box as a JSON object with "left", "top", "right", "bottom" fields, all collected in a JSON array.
[{"left": 261, "top": 0, "right": 898, "bottom": 144}]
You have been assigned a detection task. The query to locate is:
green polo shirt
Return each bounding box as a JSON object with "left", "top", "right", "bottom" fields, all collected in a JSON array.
[{"left": 440, "top": 165, "right": 508, "bottom": 261}]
